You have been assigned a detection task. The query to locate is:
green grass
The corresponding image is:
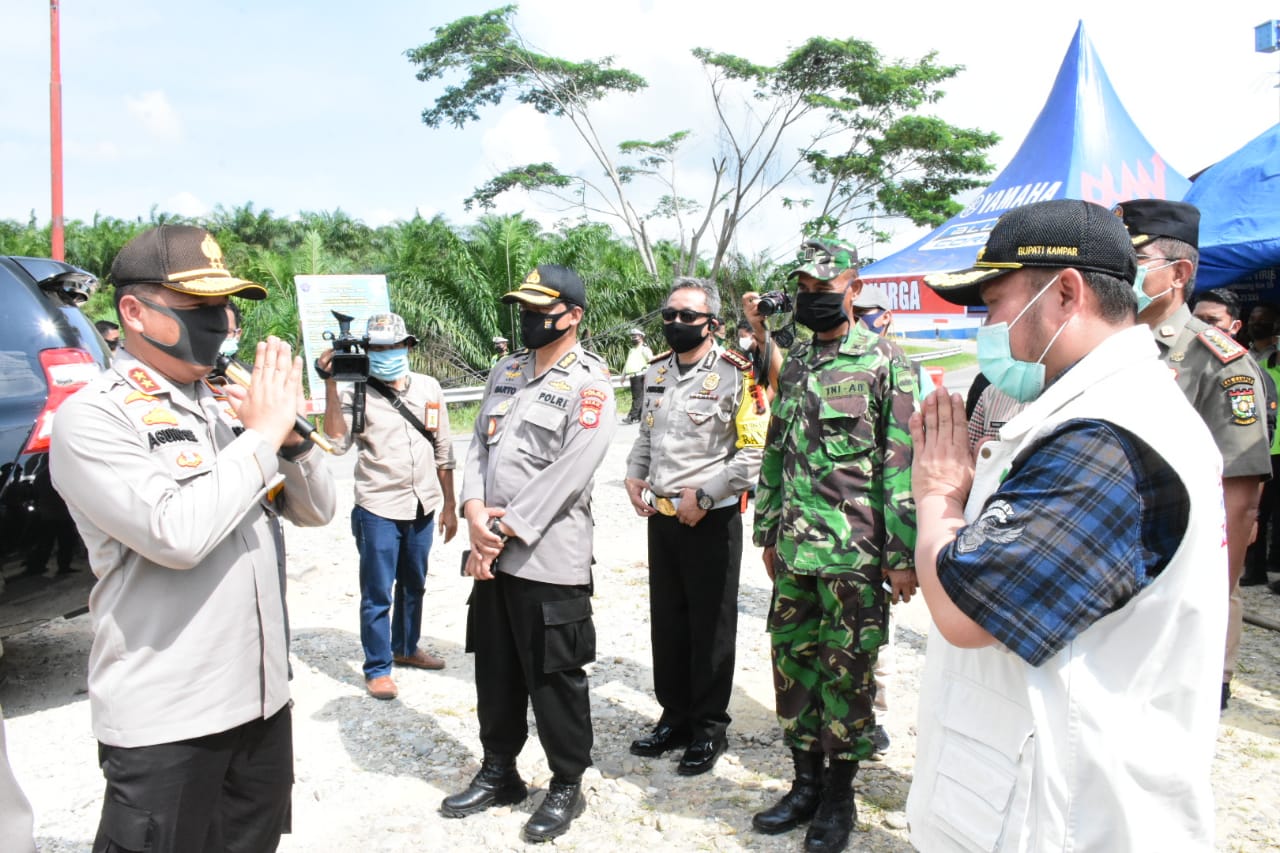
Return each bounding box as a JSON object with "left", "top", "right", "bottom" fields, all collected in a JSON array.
[{"left": 917, "top": 352, "right": 977, "bottom": 372}]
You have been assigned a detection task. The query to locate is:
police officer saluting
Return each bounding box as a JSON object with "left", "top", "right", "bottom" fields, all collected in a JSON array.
[
  {"left": 624, "top": 277, "right": 769, "bottom": 775},
  {"left": 1116, "top": 199, "right": 1271, "bottom": 710},
  {"left": 444, "top": 265, "right": 616, "bottom": 844}
]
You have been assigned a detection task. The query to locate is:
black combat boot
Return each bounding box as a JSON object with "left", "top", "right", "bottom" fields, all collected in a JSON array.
[
  {"left": 440, "top": 752, "right": 527, "bottom": 817},
  {"left": 752, "top": 749, "right": 823, "bottom": 834},
  {"left": 523, "top": 778, "right": 586, "bottom": 843},
  {"left": 804, "top": 758, "right": 857, "bottom": 852}
]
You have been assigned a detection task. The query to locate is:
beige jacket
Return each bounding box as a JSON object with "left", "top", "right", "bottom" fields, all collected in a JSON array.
[{"left": 50, "top": 352, "right": 336, "bottom": 748}]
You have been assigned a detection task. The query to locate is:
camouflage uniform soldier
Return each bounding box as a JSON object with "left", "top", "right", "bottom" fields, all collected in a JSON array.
[{"left": 752, "top": 238, "right": 917, "bottom": 853}]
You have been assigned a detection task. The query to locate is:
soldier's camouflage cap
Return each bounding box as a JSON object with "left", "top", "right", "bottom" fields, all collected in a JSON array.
[{"left": 788, "top": 238, "right": 859, "bottom": 281}]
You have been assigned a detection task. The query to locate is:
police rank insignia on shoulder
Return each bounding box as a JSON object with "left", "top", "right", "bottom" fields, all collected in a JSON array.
[
  {"left": 556, "top": 352, "right": 579, "bottom": 370},
  {"left": 128, "top": 367, "right": 161, "bottom": 393},
  {"left": 1222, "top": 374, "right": 1259, "bottom": 425},
  {"left": 1199, "top": 326, "right": 1246, "bottom": 364},
  {"left": 719, "top": 349, "right": 751, "bottom": 371}
]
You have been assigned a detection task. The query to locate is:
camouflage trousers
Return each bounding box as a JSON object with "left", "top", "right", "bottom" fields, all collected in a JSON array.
[{"left": 768, "top": 570, "right": 888, "bottom": 761}]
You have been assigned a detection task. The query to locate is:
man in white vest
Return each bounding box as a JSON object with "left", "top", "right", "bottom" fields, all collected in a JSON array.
[{"left": 906, "top": 199, "right": 1226, "bottom": 851}]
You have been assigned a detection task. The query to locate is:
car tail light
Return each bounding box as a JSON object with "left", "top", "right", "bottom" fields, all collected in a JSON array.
[{"left": 24, "top": 347, "right": 100, "bottom": 454}]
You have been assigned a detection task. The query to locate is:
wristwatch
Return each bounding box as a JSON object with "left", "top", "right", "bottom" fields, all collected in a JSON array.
[
  {"left": 695, "top": 488, "right": 715, "bottom": 511},
  {"left": 488, "top": 517, "right": 509, "bottom": 543}
]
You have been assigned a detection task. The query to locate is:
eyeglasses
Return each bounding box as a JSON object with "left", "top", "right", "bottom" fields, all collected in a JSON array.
[
  {"left": 660, "top": 307, "right": 715, "bottom": 324},
  {"left": 1136, "top": 255, "right": 1177, "bottom": 265}
]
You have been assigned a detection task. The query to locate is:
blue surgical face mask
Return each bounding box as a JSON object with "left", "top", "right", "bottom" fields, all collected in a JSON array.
[
  {"left": 1132, "top": 260, "right": 1177, "bottom": 314},
  {"left": 368, "top": 347, "right": 410, "bottom": 381},
  {"left": 976, "top": 275, "right": 1068, "bottom": 403},
  {"left": 219, "top": 336, "right": 240, "bottom": 357}
]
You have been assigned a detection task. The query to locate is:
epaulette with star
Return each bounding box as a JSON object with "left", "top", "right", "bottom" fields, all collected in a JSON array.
[
  {"left": 719, "top": 349, "right": 752, "bottom": 372},
  {"left": 649, "top": 350, "right": 672, "bottom": 364},
  {"left": 1198, "top": 326, "right": 1246, "bottom": 364}
]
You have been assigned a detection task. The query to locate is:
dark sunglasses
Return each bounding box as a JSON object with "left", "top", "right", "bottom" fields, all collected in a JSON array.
[{"left": 660, "top": 307, "right": 714, "bottom": 324}]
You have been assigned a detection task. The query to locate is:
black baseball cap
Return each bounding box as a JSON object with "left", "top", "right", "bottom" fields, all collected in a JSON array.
[
  {"left": 1113, "top": 199, "right": 1200, "bottom": 249},
  {"left": 110, "top": 225, "right": 267, "bottom": 299},
  {"left": 924, "top": 199, "right": 1138, "bottom": 307},
  {"left": 502, "top": 264, "right": 587, "bottom": 310}
]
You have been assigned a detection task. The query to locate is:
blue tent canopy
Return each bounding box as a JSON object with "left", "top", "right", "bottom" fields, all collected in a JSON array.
[
  {"left": 861, "top": 22, "right": 1189, "bottom": 283},
  {"left": 1184, "top": 123, "right": 1280, "bottom": 290}
]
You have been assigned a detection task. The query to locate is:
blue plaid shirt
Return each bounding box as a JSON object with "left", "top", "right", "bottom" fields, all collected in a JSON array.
[{"left": 938, "top": 418, "right": 1189, "bottom": 666}]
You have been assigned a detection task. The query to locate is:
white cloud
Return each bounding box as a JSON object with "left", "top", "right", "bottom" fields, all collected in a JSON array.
[
  {"left": 125, "top": 91, "right": 183, "bottom": 143},
  {"left": 480, "top": 105, "right": 559, "bottom": 170},
  {"left": 164, "top": 191, "right": 207, "bottom": 217}
]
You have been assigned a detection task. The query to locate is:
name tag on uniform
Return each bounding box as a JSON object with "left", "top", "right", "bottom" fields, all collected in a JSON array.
[
  {"left": 823, "top": 380, "right": 869, "bottom": 399},
  {"left": 425, "top": 402, "right": 440, "bottom": 431}
]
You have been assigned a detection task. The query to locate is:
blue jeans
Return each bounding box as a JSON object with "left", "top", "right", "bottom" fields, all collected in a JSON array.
[{"left": 352, "top": 505, "right": 435, "bottom": 679}]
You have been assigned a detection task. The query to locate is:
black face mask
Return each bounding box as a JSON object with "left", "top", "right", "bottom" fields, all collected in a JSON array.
[
  {"left": 136, "top": 295, "right": 230, "bottom": 367},
  {"left": 662, "top": 320, "right": 709, "bottom": 354},
  {"left": 794, "top": 290, "right": 849, "bottom": 333},
  {"left": 520, "top": 307, "right": 571, "bottom": 350}
]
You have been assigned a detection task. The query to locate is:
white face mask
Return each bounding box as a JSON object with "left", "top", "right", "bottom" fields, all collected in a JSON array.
[
  {"left": 1132, "top": 259, "right": 1178, "bottom": 313},
  {"left": 976, "top": 275, "right": 1068, "bottom": 403},
  {"left": 738, "top": 336, "right": 753, "bottom": 350}
]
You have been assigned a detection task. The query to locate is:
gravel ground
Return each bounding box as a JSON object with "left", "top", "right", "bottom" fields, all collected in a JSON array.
[{"left": 2, "top": 423, "right": 1279, "bottom": 852}]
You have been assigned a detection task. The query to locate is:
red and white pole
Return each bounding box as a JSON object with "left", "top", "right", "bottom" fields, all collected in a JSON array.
[{"left": 50, "top": 0, "right": 64, "bottom": 261}]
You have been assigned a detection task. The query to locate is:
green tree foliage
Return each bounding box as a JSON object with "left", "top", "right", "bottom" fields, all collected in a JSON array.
[
  {"left": 406, "top": 5, "right": 663, "bottom": 276},
  {"left": 408, "top": 6, "right": 998, "bottom": 281}
]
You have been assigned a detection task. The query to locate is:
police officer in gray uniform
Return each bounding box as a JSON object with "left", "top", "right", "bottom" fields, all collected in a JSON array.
[
  {"left": 49, "top": 225, "right": 336, "bottom": 853},
  {"left": 443, "top": 265, "right": 616, "bottom": 844},
  {"left": 624, "top": 277, "right": 768, "bottom": 775},
  {"left": 1117, "top": 199, "right": 1271, "bottom": 710}
]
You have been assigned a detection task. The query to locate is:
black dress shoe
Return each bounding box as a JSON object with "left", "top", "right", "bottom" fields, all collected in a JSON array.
[
  {"left": 524, "top": 780, "right": 586, "bottom": 843},
  {"left": 629, "top": 723, "right": 690, "bottom": 757},
  {"left": 677, "top": 735, "right": 727, "bottom": 776}
]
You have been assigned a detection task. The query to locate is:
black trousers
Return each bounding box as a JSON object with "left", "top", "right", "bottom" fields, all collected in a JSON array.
[
  {"left": 94, "top": 705, "right": 292, "bottom": 853},
  {"left": 647, "top": 506, "right": 742, "bottom": 740},
  {"left": 467, "top": 572, "right": 595, "bottom": 782},
  {"left": 628, "top": 375, "right": 644, "bottom": 421}
]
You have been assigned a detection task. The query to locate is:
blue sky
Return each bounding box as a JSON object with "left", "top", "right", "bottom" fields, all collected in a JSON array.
[{"left": 2, "top": 0, "right": 1278, "bottom": 262}]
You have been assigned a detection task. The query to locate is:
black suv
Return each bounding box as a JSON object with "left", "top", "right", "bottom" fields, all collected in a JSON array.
[{"left": 0, "top": 256, "right": 109, "bottom": 637}]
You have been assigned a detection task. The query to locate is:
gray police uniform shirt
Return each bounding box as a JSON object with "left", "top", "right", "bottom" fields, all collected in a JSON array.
[
  {"left": 1151, "top": 303, "right": 1272, "bottom": 479},
  {"left": 49, "top": 352, "right": 336, "bottom": 748},
  {"left": 330, "top": 372, "right": 455, "bottom": 520},
  {"left": 461, "top": 344, "right": 617, "bottom": 585},
  {"left": 625, "top": 344, "right": 768, "bottom": 501}
]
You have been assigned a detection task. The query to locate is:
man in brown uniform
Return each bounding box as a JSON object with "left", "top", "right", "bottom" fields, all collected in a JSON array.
[{"left": 1117, "top": 199, "right": 1271, "bottom": 709}]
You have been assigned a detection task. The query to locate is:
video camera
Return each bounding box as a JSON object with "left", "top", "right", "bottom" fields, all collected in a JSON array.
[
  {"left": 319, "top": 310, "right": 371, "bottom": 433},
  {"left": 322, "top": 310, "right": 370, "bottom": 383}
]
